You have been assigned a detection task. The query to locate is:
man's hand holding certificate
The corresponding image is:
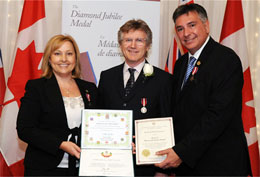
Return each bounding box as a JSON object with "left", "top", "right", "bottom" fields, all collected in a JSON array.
[{"left": 135, "top": 117, "right": 175, "bottom": 165}]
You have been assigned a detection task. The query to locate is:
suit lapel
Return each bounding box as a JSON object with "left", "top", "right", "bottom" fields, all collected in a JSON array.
[
  {"left": 195, "top": 37, "right": 216, "bottom": 68},
  {"left": 131, "top": 68, "right": 145, "bottom": 92},
  {"left": 75, "top": 78, "right": 96, "bottom": 109},
  {"left": 116, "top": 63, "right": 126, "bottom": 99},
  {"left": 177, "top": 37, "right": 216, "bottom": 101},
  {"left": 124, "top": 64, "right": 149, "bottom": 101},
  {"left": 45, "top": 75, "right": 68, "bottom": 127},
  {"left": 175, "top": 54, "right": 189, "bottom": 101}
]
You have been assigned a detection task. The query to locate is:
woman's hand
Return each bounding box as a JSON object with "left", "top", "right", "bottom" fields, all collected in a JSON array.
[{"left": 59, "top": 141, "right": 81, "bottom": 159}]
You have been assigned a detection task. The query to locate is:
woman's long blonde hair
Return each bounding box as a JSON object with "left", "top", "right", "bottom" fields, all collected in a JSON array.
[{"left": 41, "top": 34, "right": 81, "bottom": 79}]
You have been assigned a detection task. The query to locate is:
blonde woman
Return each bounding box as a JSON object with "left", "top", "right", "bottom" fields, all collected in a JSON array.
[{"left": 17, "top": 34, "right": 97, "bottom": 176}]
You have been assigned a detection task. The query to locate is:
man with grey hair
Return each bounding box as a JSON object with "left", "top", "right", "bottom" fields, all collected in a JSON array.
[
  {"left": 98, "top": 19, "right": 173, "bottom": 176},
  {"left": 155, "top": 3, "right": 251, "bottom": 176}
]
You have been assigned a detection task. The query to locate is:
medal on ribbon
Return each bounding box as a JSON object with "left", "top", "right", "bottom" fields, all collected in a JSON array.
[
  {"left": 85, "top": 89, "right": 91, "bottom": 106},
  {"left": 192, "top": 66, "right": 198, "bottom": 75},
  {"left": 190, "top": 65, "right": 199, "bottom": 81},
  {"left": 86, "top": 93, "right": 91, "bottom": 102},
  {"left": 141, "top": 98, "right": 147, "bottom": 114}
]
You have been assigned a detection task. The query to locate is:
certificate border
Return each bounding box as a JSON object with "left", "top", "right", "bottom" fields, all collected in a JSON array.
[
  {"left": 81, "top": 109, "right": 133, "bottom": 149},
  {"left": 135, "top": 117, "right": 174, "bottom": 164},
  {"left": 79, "top": 149, "right": 134, "bottom": 176}
]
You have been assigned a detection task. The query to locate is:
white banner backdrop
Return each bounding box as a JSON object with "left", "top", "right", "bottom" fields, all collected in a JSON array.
[{"left": 62, "top": 1, "right": 160, "bottom": 84}]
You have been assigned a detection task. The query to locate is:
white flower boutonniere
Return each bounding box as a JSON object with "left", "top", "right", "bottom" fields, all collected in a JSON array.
[{"left": 143, "top": 63, "right": 154, "bottom": 77}]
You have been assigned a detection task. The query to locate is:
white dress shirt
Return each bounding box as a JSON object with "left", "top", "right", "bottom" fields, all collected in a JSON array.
[{"left": 123, "top": 60, "right": 145, "bottom": 87}]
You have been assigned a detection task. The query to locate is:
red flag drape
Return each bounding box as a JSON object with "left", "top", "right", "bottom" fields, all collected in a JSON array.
[
  {"left": 0, "top": 0, "right": 46, "bottom": 176},
  {"left": 220, "top": 0, "right": 260, "bottom": 176}
]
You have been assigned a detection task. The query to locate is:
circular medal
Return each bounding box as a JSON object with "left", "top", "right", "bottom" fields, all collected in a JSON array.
[{"left": 141, "top": 106, "right": 147, "bottom": 113}]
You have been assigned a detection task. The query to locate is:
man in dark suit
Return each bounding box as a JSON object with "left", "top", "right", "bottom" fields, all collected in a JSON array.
[
  {"left": 98, "top": 19, "right": 173, "bottom": 176},
  {"left": 155, "top": 3, "right": 251, "bottom": 176}
]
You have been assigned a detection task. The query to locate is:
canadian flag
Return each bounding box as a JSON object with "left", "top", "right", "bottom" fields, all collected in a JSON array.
[
  {"left": 0, "top": 49, "right": 5, "bottom": 117},
  {"left": 0, "top": 0, "right": 46, "bottom": 176},
  {"left": 220, "top": 0, "right": 260, "bottom": 176},
  {"left": 179, "top": 0, "right": 194, "bottom": 5},
  {"left": 164, "top": 0, "right": 193, "bottom": 74}
]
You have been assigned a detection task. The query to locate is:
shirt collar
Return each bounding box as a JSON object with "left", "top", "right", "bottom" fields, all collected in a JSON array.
[
  {"left": 123, "top": 60, "right": 146, "bottom": 74},
  {"left": 189, "top": 36, "right": 210, "bottom": 60}
]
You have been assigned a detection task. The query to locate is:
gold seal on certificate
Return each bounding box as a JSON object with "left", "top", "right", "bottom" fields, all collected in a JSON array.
[
  {"left": 142, "top": 149, "right": 151, "bottom": 157},
  {"left": 135, "top": 117, "right": 175, "bottom": 165}
]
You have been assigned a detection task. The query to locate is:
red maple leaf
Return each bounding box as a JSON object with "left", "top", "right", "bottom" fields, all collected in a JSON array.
[
  {"left": 6, "top": 41, "right": 42, "bottom": 107},
  {"left": 242, "top": 68, "right": 256, "bottom": 133}
]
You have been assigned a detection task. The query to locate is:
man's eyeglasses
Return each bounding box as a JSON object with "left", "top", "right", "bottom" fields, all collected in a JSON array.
[{"left": 122, "top": 38, "right": 147, "bottom": 46}]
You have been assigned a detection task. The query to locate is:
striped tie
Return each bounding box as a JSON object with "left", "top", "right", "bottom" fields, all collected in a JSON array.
[{"left": 183, "top": 56, "right": 196, "bottom": 86}]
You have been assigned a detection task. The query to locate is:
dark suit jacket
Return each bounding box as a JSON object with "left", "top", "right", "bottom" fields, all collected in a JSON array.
[
  {"left": 172, "top": 37, "right": 251, "bottom": 176},
  {"left": 98, "top": 62, "right": 173, "bottom": 176},
  {"left": 17, "top": 75, "right": 98, "bottom": 170},
  {"left": 98, "top": 62, "right": 173, "bottom": 125}
]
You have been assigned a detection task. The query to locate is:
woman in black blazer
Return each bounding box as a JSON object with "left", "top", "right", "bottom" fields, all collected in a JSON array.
[{"left": 16, "top": 34, "right": 98, "bottom": 176}]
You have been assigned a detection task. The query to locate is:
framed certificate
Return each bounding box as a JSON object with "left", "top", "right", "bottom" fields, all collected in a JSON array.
[
  {"left": 135, "top": 117, "right": 175, "bottom": 165},
  {"left": 79, "top": 109, "right": 134, "bottom": 176}
]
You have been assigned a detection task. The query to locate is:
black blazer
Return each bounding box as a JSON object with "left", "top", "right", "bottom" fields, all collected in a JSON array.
[
  {"left": 98, "top": 62, "right": 173, "bottom": 176},
  {"left": 17, "top": 75, "right": 98, "bottom": 170},
  {"left": 98, "top": 62, "right": 173, "bottom": 126},
  {"left": 172, "top": 37, "right": 251, "bottom": 175}
]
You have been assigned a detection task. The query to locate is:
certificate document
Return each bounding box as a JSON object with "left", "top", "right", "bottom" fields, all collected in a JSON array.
[
  {"left": 79, "top": 109, "right": 134, "bottom": 176},
  {"left": 135, "top": 117, "right": 174, "bottom": 165},
  {"left": 80, "top": 149, "right": 133, "bottom": 176}
]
